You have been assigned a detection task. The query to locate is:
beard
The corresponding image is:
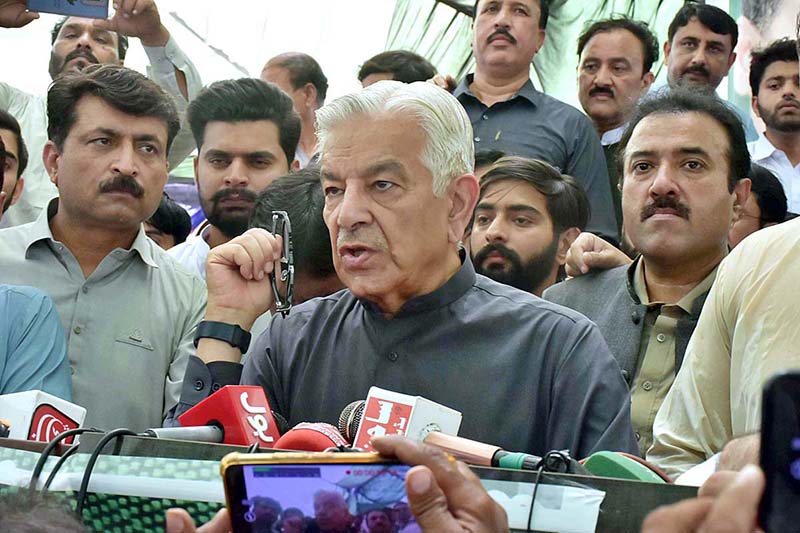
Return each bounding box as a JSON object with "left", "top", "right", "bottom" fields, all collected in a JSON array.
[
  {"left": 200, "top": 187, "right": 258, "bottom": 239},
  {"left": 472, "top": 238, "right": 559, "bottom": 295},
  {"left": 758, "top": 102, "right": 800, "bottom": 133}
]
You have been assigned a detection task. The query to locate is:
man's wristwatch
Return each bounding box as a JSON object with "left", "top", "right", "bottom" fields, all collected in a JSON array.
[{"left": 193, "top": 320, "right": 251, "bottom": 353}]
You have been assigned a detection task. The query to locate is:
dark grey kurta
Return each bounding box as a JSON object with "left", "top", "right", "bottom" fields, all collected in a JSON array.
[{"left": 230, "top": 257, "right": 638, "bottom": 459}]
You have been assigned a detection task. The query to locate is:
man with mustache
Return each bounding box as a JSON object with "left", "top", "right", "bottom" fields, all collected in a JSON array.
[
  {"left": 0, "top": 109, "right": 27, "bottom": 217},
  {"left": 0, "top": 0, "right": 201, "bottom": 228},
  {"left": 545, "top": 90, "right": 751, "bottom": 456},
  {"left": 663, "top": 3, "right": 759, "bottom": 142},
  {"left": 173, "top": 81, "right": 638, "bottom": 460},
  {"left": 577, "top": 17, "right": 658, "bottom": 232},
  {"left": 438, "top": 0, "right": 618, "bottom": 243},
  {"left": 168, "top": 78, "right": 300, "bottom": 280},
  {"left": 469, "top": 156, "right": 588, "bottom": 296},
  {"left": 747, "top": 38, "right": 800, "bottom": 215},
  {"left": 0, "top": 65, "right": 207, "bottom": 431}
]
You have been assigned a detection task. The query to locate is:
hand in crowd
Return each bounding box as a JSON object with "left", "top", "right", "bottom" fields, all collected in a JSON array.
[
  {"left": 564, "top": 232, "right": 631, "bottom": 277},
  {"left": 372, "top": 435, "right": 509, "bottom": 533},
  {"left": 0, "top": 0, "right": 38, "bottom": 28},
  {"left": 165, "top": 508, "right": 231, "bottom": 533},
  {"left": 641, "top": 465, "right": 764, "bottom": 533},
  {"left": 429, "top": 74, "right": 458, "bottom": 93},
  {"left": 204, "top": 228, "right": 282, "bottom": 331},
  {"left": 718, "top": 434, "right": 760, "bottom": 472},
  {"left": 93, "top": 0, "right": 170, "bottom": 46}
]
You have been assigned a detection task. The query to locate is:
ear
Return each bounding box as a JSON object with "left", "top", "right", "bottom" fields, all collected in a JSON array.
[
  {"left": 446, "top": 174, "right": 479, "bottom": 245},
  {"left": 663, "top": 40, "right": 672, "bottom": 65},
  {"left": 291, "top": 158, "right": 301, "bottom": 171},
  {"left": 42, "top": 140, "right": 61, "bottom": 187},
  {"left": 10, "top": 176, "right": 24, "bottom": 206},
  {"left": 731, "top": 178, "right": 752, "bottom": 226},
  {"left": 555, "top": 227, "right": 581, "bottom": 266},
  {"left": 726, "top": 51, "right": 737, "bottom": 72},
  {"left": 751, "top": 95, "right": 761, "bottom": 119},
  {"left": 193, "top": 154, "right": 199, "bottom": 181},
  {"left": 641, "top": 71, "right": 655, "bottom": 92},
  {"left": 534, "top": 29, "right": 546, "bottom": 54},
  {"left": 304, "top": 83, "right": 318, "bottom": 108}
]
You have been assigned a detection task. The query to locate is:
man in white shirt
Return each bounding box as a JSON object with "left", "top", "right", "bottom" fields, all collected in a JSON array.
[
  {"left": 168, "top": 79, "right": 300, "bottom": 279},
  {"left": 0, "top": 0, "right": 201, "bottom": 227},
  {"left": 747, "top": 38, "right": 800, "bottom": 214}
]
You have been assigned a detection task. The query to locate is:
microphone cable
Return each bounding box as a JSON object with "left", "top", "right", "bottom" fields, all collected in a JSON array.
[
  {"left": 525, "top": 450, "right": 573, "bottom": 532},
  {"left": 29, "top": 427, "right": 105, "bottom": 490},
  {"left": 75, "top": 428, "right": 137, "bottom": 517},
  {"left": 42, "top": 445, "right": 81, "bottom": 491}
]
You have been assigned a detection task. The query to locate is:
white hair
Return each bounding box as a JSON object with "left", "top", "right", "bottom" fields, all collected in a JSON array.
[{"left": 316, "top": 80, "right": 474, "bottom": 197}]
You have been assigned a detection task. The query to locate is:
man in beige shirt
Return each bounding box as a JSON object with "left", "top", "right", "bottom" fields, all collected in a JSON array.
[
  {"left": 545, "top": 89, "right": 751, "bottom": 455},
  {"left": 0, "top": 65, "right": 205, "bottom": 431}
]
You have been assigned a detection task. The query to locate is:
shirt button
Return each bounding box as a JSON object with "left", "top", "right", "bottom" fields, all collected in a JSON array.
[
  {"left": 656, "top": 333, "right": 666, "bottom": 343},
  {"left": 631, "top": 311, "right": 641, "bottom": 325},
  {"left": 82, "top": 286, "right": 89, "bottom": 294},
  {"left": 474, "top": 136, "right": 481, "bottom": 143},
  {"left": 482, "top": 114, "right": 488, "bottom": 120},
  {"left": 193, "top": 379, "right": 204, "bottom": 391},
  {"left": 70, "top": 366, "right": 75, "bottom": 376},
  {"left": 73, "top": 326, "right": 82, "bottom": 335},
  {"left": 635, "top": 432, "right": 641, "bottom": 441},
  {"left": 642, "top": 381, "right": 653, "bottom": 391},
  {"left": 211, "top": 383, "right": 221, "bottom": 392},
  {"left": 388, "top": 351, "right": 399, "bottom": 362},
  {"left": 621, "top": 370, "right": 630, "bottom": 382}
]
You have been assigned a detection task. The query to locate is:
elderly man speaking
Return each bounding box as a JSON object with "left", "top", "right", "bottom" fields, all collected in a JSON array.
[{"left": 176, "top": 80, "right": 637, "bottom": 458}]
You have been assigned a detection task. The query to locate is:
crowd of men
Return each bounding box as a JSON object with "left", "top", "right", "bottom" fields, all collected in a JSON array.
[{"left": 1, "top": 0, "right": 799, "bottom": 530}]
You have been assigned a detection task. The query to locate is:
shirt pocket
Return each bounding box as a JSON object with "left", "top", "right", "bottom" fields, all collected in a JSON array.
[{"left": 115, "top": 327, "right": 155, "bottom": 351}]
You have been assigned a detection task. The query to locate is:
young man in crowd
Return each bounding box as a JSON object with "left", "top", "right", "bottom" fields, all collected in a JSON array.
[
  {"left": 358, "top": 50, "right": 437, "bottom": 87},
  {"left": 469, "top": 156, "right": 588, "bottom": 296},
  {"left": 0, "top": 109, "right": 27, "bottom": 217},
  {"left": 168, "top": 78, "right": 299, "bottom": 279},
  {"left": 145, "top": 193, "right": 192, "bottom": 250},
  {"left": 728, "top": 163, "right": 788, "bottom": 247},
  {"left": 0, "top": 0, "right": 201, "bottom": 227},
  {"left": 0, "top": 65, "right": 206, "bottom": 431}
]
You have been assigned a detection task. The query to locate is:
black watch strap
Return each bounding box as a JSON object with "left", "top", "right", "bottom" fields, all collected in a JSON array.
[{"left": 193, "top": 320, "right": 251, "bottom": 353}]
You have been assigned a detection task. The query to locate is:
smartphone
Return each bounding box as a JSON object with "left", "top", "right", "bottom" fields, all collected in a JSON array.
[
  {"left": 759, "top": 371, "right": 800, "bottom": 531},
  {"left": 221, "top": 452, "right": 413, "bottom": 533},
  {"left": 27, "top": 0, "right": 108, "bottom": 19}
]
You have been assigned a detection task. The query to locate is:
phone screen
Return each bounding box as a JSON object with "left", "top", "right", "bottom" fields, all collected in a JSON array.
[
  {"left": 226, "top": 462, "right": 415, "bottom": 533},
  {"left": 760, "top": 373, "right": 800, "bottom": 531}
]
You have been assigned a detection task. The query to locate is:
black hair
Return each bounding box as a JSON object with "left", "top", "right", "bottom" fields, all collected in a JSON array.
[
  {"left": 749, "top": 38, "right": 798, "bottom": 96},
  {"left": 47, "top": 64, "right": 180, "bottom": 153},
  {"left": 577, "top": 16, "right": 660, "bottom": 73},
  {"left": 187, "top": 78, "right": 301, "bottom": 165},
  {"left": 147, "top": 193, "right": 192, "bottom": 245},
  {"left": 0, "top": 109, "right": 27, "bottom": 178},
  {"left": 0, "top": 489, "right": 86, "bottom": 532},
  {"left": 479, "top": 156, "right": 590, "bottom": 234},
  {"left": 617, "top": 89, "right": 750, "bottom": 192},
  {"left": 667, "top": 2, "right": 738, "bottom": 49},
  {"left": 358, "top": 50, "right": 437, "bottom": 83},
  {"left": 51, "top": 16, "right": 129, "bottom": 61},
  {"left": 474, "top": 149, "right": 507, "bottom": 169},
  {"left": 473, "top": 0, "right": 549, "bottom": 29},
  {"left": 749, "top": 163, "right": 788, "bottom": 226},
  {"left": 0, "top": 136, "right": 5, "bottom": 193},
  {"left": 268, "top": 53, "right": 328, "bottom": 105},
  {"left": 249, "top": 166, "right": 334, "bottom": 278}
]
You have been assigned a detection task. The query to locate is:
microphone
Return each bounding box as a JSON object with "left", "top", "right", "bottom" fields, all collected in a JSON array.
[
  {"left": 274, "top": 422, "right": 349, "bottom": 451},
  {"left": 153, "top": 385, "right": 283, "bottom": 447},
  {"left": 0, "top": 391, "right": 86, "bottom": 445},
  {"left": 347, "top": 387, "right": 462, "bottom": 452}
]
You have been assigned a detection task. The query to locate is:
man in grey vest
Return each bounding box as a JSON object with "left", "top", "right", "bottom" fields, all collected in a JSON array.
[{"left": 544, "top": 90, "right": 751, "bottom": 456}]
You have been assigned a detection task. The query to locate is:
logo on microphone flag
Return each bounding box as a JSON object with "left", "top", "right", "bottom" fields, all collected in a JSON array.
[
  {"left": 355, "top": 397, "right": 413, "bottom": 451},
  {"left": 28, "top": 404, "right": 80, "bottom": 444}
]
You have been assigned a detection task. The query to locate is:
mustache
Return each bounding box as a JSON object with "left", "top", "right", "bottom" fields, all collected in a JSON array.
[
  {"left": 99, "top": 175, "right": 144, "bottom": 198},
  {"left": 63, "top": 48, "right": 99, "bottom": 67},
  {"left": 210, "top": 187, "right": 257, "bottom": 205},
  {"left": 336, "top": 226, "right": 389, "bottom": 252},
  {"left": 488, "top": 27, "right": 516, "bottom": 45},
  {"left": 473, "top": 242, "right": 521, "bottom": 266},
  {"left": 640, "top": 196, "right": 691, "bottom": 221},
  {"left": 682, "top": 64, "right": 710, "bottom": 79},
  {"left": 589, "top": 86, "right": 614, "bottom": 98}
]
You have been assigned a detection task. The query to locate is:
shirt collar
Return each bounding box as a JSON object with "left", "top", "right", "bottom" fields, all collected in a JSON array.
[
  {"left": 453, "top": 74, "right": 540, "bottom": 107},
  {"left": 750, "top": 133, "right": 780, "bottom": 161},
  {"left": 358, "top": 248, "right": 476, "bottom": 318},
  {"left": 630, "top": 256, "right": 718, "bottom": 313},
  {"left": 601, "top": 124, "right": 626, "bottom": 146},
  {"left": 25, "top": 198, "right": 159, "bottom": 268}
]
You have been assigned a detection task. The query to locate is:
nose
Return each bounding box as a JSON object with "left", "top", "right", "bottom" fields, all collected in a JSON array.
[
  {"left": 75, "top": 29, "right": 93, "bottom": 50},
  {"left": 492, "top": 5, "right": 511, "bottom": 27},
  {"left": 485, "top": 216, "right": 507, "bottom": 243},
  {"left": 112, "top": 142, "right": 139, "bottom": 177},
  {"left": 335, "top": 185, "right": 373, "bottom": 230},
  {"left": 594, "top": 64, "right": 613, "bottom": 87},
  {"left": 648, "top": 164, "right": 679, "bottom": 199},
  {"left": 689, "top": 45, "right": 708, "bottom": 66},
  {"left": 223, "top": 158, "right": 249, "bottom": 187}
]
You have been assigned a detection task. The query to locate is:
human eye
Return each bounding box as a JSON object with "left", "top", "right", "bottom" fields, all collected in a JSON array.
[
  {"left": 683, "top": 160, "right": 705, "bottom": 171},
  {"left": 323, "top": 185, "right": 343, "bottom": 198},
  {"left": 90, "top": 137, "right": 111, "bottom": 147},
  {"left": 680, "top": 40, "right": 697, "bottom": 50},
  {"left": 139, "top": 143, "right": 159, "bottom": 155},
  {"left": 513, "top": 216, "right": 533, "bottom": 227},
  {"left": 581, "top": 62, "right": 598, "bottom": 73},
  {"left": 474, "top": 213, "right": 492, "bottom": 226},
  {"left": 373, "top": 180, "right": 395, "bottom": 192},
  {"left": 631, "top": 161, "right": 653, "bottom": 174}
]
